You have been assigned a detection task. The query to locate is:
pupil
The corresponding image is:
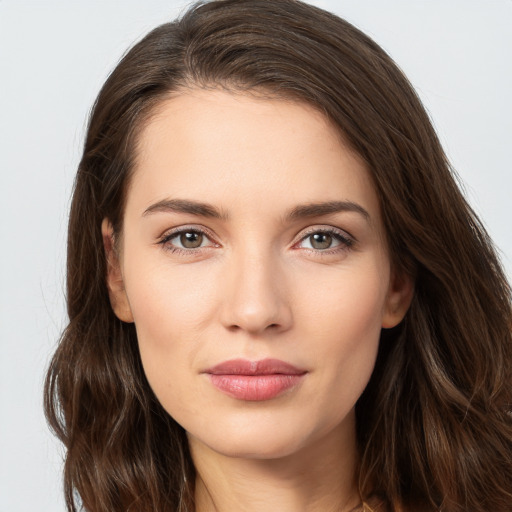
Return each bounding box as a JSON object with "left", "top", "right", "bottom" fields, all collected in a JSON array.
[
  {"left": 311, "top": 233, "right": 332, "bottom": 250},
  {"left": 180, "top": 232, "right": 203, "bottom": 248}
]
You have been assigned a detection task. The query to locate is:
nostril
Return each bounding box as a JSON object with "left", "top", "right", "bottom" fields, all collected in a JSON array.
[{"left": 225, "top": 322, "right": 281, "bottom": 334}]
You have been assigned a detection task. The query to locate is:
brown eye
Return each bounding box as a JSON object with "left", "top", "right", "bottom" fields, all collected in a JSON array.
[
  {"left": 309, "top": 233, "right": 333, "bottom": 250},
  {"left": 159, "top": 227, "right": 217, "bottom": 253},
  {"left": 180, "top": 231, "right": 204, "bottom": 248}
]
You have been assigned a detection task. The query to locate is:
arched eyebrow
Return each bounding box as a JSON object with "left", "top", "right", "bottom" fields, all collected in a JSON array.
[
  {"left": 285, "top": 201, "right": 370, "bottom": 222},
  {"left": 142, "top": 199, "right": 229, "bottom": 220},
  {"left": 142, "top": 198, "right": 369, "bottom": 222}
]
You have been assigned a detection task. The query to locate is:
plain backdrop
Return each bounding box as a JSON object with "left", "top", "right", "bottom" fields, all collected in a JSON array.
[{"left": 0, "top": 1, "right": 511, "bottom": 510}]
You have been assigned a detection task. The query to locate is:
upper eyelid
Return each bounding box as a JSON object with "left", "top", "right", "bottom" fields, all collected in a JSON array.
[
  {"left": 159, "top": 224, "right": 216, "bottom": 240},
  {"left": 157, "top": 225, "right": 220, "bottom": 249}
]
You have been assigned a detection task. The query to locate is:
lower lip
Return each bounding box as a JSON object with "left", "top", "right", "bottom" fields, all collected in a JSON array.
[{"left": 208, "top": 374, "right": 304, "bottom": 401}]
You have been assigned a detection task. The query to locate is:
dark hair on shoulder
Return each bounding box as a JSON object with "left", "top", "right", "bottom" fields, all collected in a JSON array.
[{"left": 44, "top": 1, "right": 512, "bottom": 511}]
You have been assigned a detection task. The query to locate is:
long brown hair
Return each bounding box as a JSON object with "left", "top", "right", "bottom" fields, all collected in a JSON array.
[{"left": 44, "top": 1, "right": 512, "bottom": 511}]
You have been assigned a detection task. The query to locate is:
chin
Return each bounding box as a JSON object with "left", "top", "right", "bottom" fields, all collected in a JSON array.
[
  {"left": 187, "top": 418, "right": 313, "bottom": 460},
  {"left": 186, "top": 408, "right": 350, "bottom": 462},
  {"left": 204, "top": 435, "right": 306, "bottom": 460}
]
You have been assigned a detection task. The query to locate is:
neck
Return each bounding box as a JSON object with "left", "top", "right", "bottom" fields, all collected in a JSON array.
[{"left": 189, "top": 411, "right": 360, "bottom": 512}]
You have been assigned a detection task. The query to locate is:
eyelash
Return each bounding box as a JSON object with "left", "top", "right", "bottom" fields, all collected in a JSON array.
[
  {"left": 157, "top": 226, "right": 219, "bottom": 255},
  {"left": 293, "top": 227, "right": 354, "bottom": 255},
  {"left": 157, "top": 226, "right": 355, "bottom": 256}
]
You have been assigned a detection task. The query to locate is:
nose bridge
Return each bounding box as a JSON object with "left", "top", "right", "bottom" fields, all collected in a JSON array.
[{"left": 220, "top": 241, "right": 292, "bottom": 334}]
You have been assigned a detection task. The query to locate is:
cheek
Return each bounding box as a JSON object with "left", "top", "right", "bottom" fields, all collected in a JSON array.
[
  {"left": 121, "top": 254, "right": 221, "bottom": 403},
  {"left": 296, "top": 258, "right": 389, "bottom": 342},
  {"left": 294, "top": 261, "right": 389, "bottom": 401},
  {"left": 127, "top": 283, "right": 210, "bottom": 422},
  {"left": 124, "top": 251, "right": 219, "bottom": 338}
]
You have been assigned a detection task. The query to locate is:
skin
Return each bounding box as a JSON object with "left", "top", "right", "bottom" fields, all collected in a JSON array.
[{"left": 103, "top": 89, "right": 413, "bottom": 512}]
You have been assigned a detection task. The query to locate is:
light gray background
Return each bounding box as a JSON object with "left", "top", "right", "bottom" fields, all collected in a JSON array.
[{"left": 1, "top": 1, "right": 511, "bottom": 510}]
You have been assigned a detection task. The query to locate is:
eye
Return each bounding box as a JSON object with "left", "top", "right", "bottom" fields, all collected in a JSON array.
[
  {"left": 175, "top": 231, "right": 206, "bottom": 249},
  {"left": 158, "top": 227, "right": 217, "bottom": 252},
  {"left": 295, "top": 228, "right": 354, "bottom": 252},
  {"left": 304, "top": 232, "right": 336, "bottom": 250}
]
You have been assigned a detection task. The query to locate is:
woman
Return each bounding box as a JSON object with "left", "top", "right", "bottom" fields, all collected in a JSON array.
[{"left": 44, "top": 1, "right": 512, "bottom": 511}]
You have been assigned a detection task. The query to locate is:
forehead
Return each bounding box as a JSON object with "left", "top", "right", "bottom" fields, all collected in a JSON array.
[{"left": 128, "top": 88, "right": 380, "bottom": 223}]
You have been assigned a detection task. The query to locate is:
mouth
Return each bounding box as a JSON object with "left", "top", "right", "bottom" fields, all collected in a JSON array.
[{"left": 203, "top": 358, "right": 307, "bottom": 401}]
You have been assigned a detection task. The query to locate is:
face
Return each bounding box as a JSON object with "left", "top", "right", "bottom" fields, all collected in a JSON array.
[{"left": 104, "top": 89, "right": 412, "bottom": 460}]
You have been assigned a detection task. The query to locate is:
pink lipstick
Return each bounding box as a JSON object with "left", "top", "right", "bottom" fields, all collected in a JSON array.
[{"left": 204, "top": 358, "right": 306, "bottom": 401}]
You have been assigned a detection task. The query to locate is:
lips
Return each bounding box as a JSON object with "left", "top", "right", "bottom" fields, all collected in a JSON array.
[{"left": 204, "top": 358, "right": 306, "bottom": 401}]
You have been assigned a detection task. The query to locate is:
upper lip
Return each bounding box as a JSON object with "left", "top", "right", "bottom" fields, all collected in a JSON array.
[{"left": 204, "top": 358, "right": 306, "bottom": 375}]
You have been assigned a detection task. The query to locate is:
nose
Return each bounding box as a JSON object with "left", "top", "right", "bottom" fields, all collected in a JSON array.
[{"left": 219, "top": 249, "right": 293, "bottom": 336}]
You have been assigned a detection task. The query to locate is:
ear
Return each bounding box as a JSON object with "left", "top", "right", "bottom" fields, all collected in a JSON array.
[
  {"left": 382, "top": 269, "right": 414, "bottom": 329},
  {"left": 101, "top": 218, "right": 134, "bottom": 323}
]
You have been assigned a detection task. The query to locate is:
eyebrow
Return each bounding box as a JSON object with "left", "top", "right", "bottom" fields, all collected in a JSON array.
[
  {"left": 285, "top": 201, "right": 370, "bottom": 222},
  {"left": 142, "top": 198, "right": 370, "bottom": 222},
  {"left": 143, "top": 198, "right": 228, "bottom": 219}
]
